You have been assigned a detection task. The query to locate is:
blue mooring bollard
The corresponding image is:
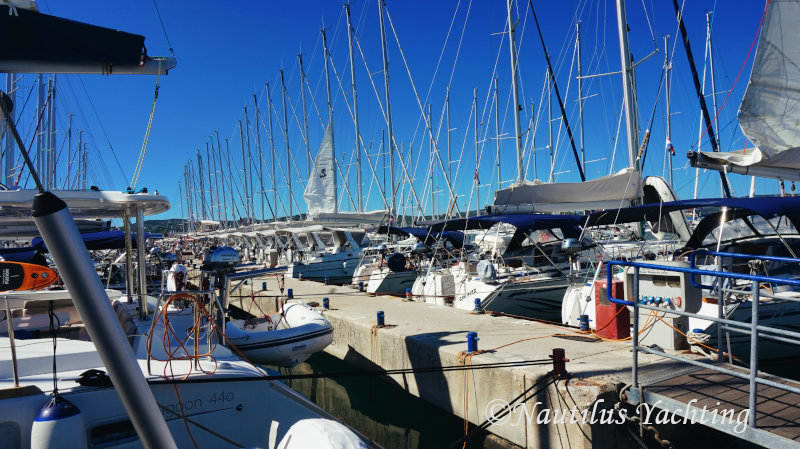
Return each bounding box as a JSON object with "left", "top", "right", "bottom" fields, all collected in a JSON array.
[
  {"left": 358, "top": 281, "right": 364, "bottom": 292},
  {"left": 579, "top": 314, "right": 590, "bottom": 331},
  {"left": 405, "top": 288, "right": 412, "bottom": 300},
  {"left": 244, "top": 279, "right": 248, "bottom": 285},
  {"left": 473, "top": 298, "right": 481, "bottom": 312},
  {"left": 262, "top": 281, "right": 267, "bottom": 291},
  {"left": 287, "top": 288, "right": 294, "bottom": 299},
  {"left": 377, "top": 310, "right": 385, "bottom": 327},
  {"left": 467, "top": 332, "right": 479, "bottom": 353},
  {"left": 323, "top": 297, "right": 330, "bottom": 310}
]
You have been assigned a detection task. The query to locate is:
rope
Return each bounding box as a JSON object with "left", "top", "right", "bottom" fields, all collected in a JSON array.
[
  {"left": 130, "top": 66, "right": 162, "bottom": 190},
  {"left": 151, "top": 0, "right": 175, "bottom": 55}
]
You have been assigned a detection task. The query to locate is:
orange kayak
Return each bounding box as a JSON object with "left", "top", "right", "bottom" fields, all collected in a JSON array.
[{"left": 0, "top": 261, "right": 59, "bottom": 291}]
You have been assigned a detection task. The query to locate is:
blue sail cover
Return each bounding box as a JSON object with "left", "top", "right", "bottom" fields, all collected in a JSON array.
[
  {"left": 582, "top": 196, "right": 800, "bottom": 227},
  {"left": 31, "top": 230, "right": 157, "bottom": 252},
  {"left": 0, "top": 247, "right": 39, "bottom": 263}
]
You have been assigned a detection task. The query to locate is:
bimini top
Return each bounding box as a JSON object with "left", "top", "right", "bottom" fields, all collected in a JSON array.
[
  {"left": 378, "top": 225, "right": 465, "bottom": 248},
  {"left": 582, "top": 196, "right": 800, "bottom": 227},
  {"left": 0, "top": 189, "right": 170, "bottom": 221},
  {"left": 428, "top": 213, "right": 584, "bottom": 252}
]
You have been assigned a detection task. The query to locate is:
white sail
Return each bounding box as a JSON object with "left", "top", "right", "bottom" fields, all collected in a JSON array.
[
  {"left": 695, "top": 0, "right": 800, "bottom": 179},
  {"left": 304, "top": 124, "right": 337, "bottom": 218}
]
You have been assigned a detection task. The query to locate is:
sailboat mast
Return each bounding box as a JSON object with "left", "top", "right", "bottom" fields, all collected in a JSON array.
[
  {"left": 238, "top": 119, "right": 249, "bottom": 222},
  {"left": 664, "top": 35, "right": 674, "bottom": 187},
  {"left": 506, "top": 0, "right": 525, "bottom": 184},
  {"left": 576, "top": 22, "right": 585, "bottom": 175},
  {"left": 321, "top": 25, "right": 337, "bottom": 212},
  {"left": 197, "top": 151, "right": 207, "bottom": 220},
  {"left": 253, "top": 94, "right": 266, "bottom": 221},
  {"left": 66, "top": 114, "right": 72, "bottom": 188},
  {"left": 215, "top": 131, "right": 230, "bottom": 224},
  {"left": 280, "top": 69, "right": 293, "bottom": 219},
  {"left": 494, "top": 77, "right": 500, "bottom": 192},
  {"left": 265, "top": 82, "right": 278, "bottom": 220},
  {"left": 547, "top": 72, "right": 553, "bottom": 182},
  {"left": 205, "top": 142, "right": 215, "bottom": 221},
  {"left": 473, "top": 87, "right": 479, "bottom": 216},
  {"left": 446, "top": 86, "right": 451, "bottom": 182},
  {"left": 378, "top": 0, "right": 396, "bottom": 216},
  {"left": 707, "top": 12, "right": 720, "bottom": 151},
  {"left": 345, "top": 2, "right": 363, "bottom": 212},
  {"left": 297, "top": 54, "right": 312, "bottom": 177},
  {"left": 616, "top": 0, "right": 640, "bottom": 170},
  {"left": 428, "top": 104, "right": 434, "bottom": 216}
]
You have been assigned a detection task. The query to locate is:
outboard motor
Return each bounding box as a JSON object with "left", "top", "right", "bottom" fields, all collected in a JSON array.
[
  {"left": 31, "top": 396, "right": 86, "bottom": 449},
  {"left": 386, "top": 253, "right": 407, "bottom": 272},
  {"left": 476, "top": 259, "right": 497, "bottom": 282}
]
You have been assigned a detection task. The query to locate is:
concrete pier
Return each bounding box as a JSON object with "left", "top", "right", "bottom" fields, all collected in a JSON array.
[{"left": 235, "top": 275, "right": 695, "bottom": 449}]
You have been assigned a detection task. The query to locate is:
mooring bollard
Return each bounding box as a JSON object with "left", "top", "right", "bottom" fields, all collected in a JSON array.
[
  {"left": 377, "top": 310, "right": 385, "bottom": 327},
  {"left": 358, "top": 281, "right": 364, "bottom": 292},
  {"left": 323, "top": 297, "right": 329, "bottom": 310},
  {"left": 550, "top": 348, "right": 569, "bottom": 379},
  {"left": 467, "top": 332, "right": 479, "bottom": 353},
  {"left": 287, "top": 288, "right": 293, "bottom": 299},
  {"left": 473, "top": 298, "right": 482, "bottom": 313},
  {"left": 579, "top": 314, "right": 590, "bottom": 331},
  {"left": 405, "top": 288, "right": 412, "bottom": 300},
  {"left": 262, "top": 281, "right": 267, "bottom": 291}
]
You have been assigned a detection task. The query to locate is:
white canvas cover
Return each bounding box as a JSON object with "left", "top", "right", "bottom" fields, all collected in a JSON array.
[
  {"left": 304, "top": 124, "right": 337, "bottom": 218},
  {"left": 492, "top": 168, "right": 642, "bottom": 213},
  {"left": 697, "top": 0, "right": 800, "bottom": 177}
]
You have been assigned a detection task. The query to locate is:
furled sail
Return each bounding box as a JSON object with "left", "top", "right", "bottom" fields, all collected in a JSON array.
[
  {"left": 304, "top": 124, "right": 337, "bottom": 217},
  {"left": 691, "top": 0, "right": 800, "bottom": 180}
]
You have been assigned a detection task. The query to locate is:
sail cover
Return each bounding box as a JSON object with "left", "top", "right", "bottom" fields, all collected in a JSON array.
[
  {"left": 304, "top": 124, "right": 337, "bottom": 217},
  {"left": 490, "top": 168, "right": 642, "bottom": 213},
  {"left": 692, "top": 0, "right": 800, "bottom": 180}
]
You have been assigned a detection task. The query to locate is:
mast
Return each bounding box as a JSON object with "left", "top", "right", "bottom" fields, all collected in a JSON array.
[
  {"left": 473, "top": 87, "right": 479, "bottom": 216},
  {"left": 224, "top": 137, "right": 239, "bottom": 223},
  {"left": 215, "top": 131, "right": 230, "bottom": 224},
  {"left": 244, "top": 106, "right": 255, "bottom": 222},
  {"left": 616, "top": 0, "right": 640, "bottom": 170},
  {"left": 297, "top": 54, "right": 312, "bottom": 177},
  {"left": 707, "top": 11, "right": 720, "bottom": 151},
  {"left": 576, "top": 22, "right": 585, "bottom": 175},
  {"left": 265, "top": 82, "right": 278, "bottom": 220},
  {"left": 66, "top": 114, "right": 72, "bottom": 188},
  {"left": 253, "top": 94, "right": 265, "bottom": 221},
  {"left": 494, "top": 77, "right": 500, "bottom": 192},
  {"left": 238, "top": 119, "right": 249, "bottom": 222},
  {"left": 345, "top": 2, "right": 363, "bottom": 212},
  {"left": 36, "top": 75, "right": 44, "bottom": 185},
  {"left": 428, "top": 104, "right": 434, "bottom": 217},
  {"left": 321, "top": 25, "right": 337, "bottom": 212},
  {"left": 547, "top": 72, "right": 553, "bottom": 182},
  {"left": 77, "top": 131, "right": 84, "bottom": 189},
  {"left": 378, "top": 0, "right": 396, "bottom": 216},
  {"left": 446, "top": 85, "right": 451, "bottom": 182},
  {"left": 664, "top": 35, "right": 674, "bottom": 187},
  {"left": 205, "top": 142, "right": 215, "bottom": 221},
  {"left": 48, "top": 76, "right": 56, "bottom": 189},
  {"left": 280, "top": 69, "right": 293, "bottom": 219},
  {"left": 196, "top": 151, "right": 206, "bottom": 220},
  {"left": 209, "top": 137, "right": 222, "bottom": 223},
  {"left": 506, "top": 0, "right": 525, "bottom": 184}
]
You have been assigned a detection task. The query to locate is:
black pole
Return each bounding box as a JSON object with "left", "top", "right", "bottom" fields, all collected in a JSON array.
[
  {"left": 672, "top": 0, "right": 732, "bottom": 197},
  {"left": 528, "top": 0, "right": 586, "bottom": 182}
]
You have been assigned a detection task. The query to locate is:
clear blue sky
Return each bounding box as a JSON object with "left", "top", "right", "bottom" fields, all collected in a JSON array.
[{"left": 24, "top": 0, "right": 771, "bottom": 220}]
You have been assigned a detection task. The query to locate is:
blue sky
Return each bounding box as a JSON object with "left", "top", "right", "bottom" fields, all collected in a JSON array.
[{"left": 20, "top": 0, "right": 771, "bottom": 220}]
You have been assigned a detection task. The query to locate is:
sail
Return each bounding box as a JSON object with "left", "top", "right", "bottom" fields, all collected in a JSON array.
[
  {"left": 304, "top": 124, "right": 337, "bottom": 217},
  {"left": 692, "top": 0, "right": 800, "bottom": 179}
]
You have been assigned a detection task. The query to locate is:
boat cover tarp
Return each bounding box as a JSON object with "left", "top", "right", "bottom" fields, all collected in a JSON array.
[
  {"left": 429, "top": 214, "right": 584, "bottom": 252},
  {"left": 31, "top": 230, "right": 155, "bottom": 252},
  {"left": 0, "top": 5, "right": 145, "bottom": 66},
  {"left": 379, "top": 225, "right": 465, "bottom": 248},
  {"left": 0, "top": 246, "right": 38, "bottom": 263},
  {"left": 492, "top": 169, "right": 642, "bottom": 212}
]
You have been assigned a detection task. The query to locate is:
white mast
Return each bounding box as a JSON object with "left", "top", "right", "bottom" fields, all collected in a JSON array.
[
  {"left": 280, "top": 69, "right": 293, "bottom": 219},
  {"left": 378, "top": 0, "right": 396, "bottom": 216},
  {"left": 616, "top": 0, "right": 640, "bottom": 170},
  {"left": 576, "top": 22, "right": 585, "bottom": 175},
  {"left": 265, "top": 83, "right": 279, "bottom": 220},
  {"left": 664, "top": 35, "right": 674, "bottom": 187},
  {"left": 297, "top": 54, "right": 312, "bottom": 177},
  {"left": 506, "top": 0, "right": 525, "bottom": 184},
  {"left": 345, "top": 3, "right": 363, "bottom": 212}
]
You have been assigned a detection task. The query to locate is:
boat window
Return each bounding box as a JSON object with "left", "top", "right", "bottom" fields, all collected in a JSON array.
[
  {"left": 89, "top": 419, "right": 137, "bottom": 447},
  {"left": 0, "top": 421, "right": 21, "bottom": 449}
]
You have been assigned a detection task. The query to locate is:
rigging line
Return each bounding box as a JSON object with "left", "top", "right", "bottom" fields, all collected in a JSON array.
[
  {"left": 131, "top": 64, "right": 162, "bottom": 189},
  {"left": 639, "top": 0, "right": 657, "bottom": 48},
  {"left": 150, "top": 0, "right": 175, "bottom": 55},
  {"left": 638, "top": 64, "right": 667, "bottom": 168}
]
